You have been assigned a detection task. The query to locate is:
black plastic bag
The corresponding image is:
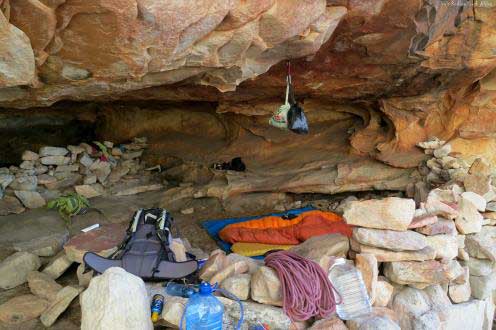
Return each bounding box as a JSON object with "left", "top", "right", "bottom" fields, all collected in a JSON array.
[
  {"left": 287, "top": 81, "right": 309, "bottom": 135},
  {"left": 287, "top": 103, "right": 309, "bottom": 134}
]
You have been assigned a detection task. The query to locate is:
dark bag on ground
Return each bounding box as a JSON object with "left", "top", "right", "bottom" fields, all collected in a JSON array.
[{"left": 83, "top": 208, "right": 198, "bottom": 280}]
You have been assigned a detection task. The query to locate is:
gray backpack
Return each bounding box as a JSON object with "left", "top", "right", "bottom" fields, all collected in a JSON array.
[{"left": 83, "top": 208, "right": 198, "bottom": 280}]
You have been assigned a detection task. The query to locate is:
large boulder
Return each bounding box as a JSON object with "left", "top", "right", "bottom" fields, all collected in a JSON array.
[
  {"left": 343, "top": 198, "right": 415, "bottom": 231},
  {"left": 0, "top": 251, "right": 41, "bottom": 289},
  {"left": 81, "top": 267, "right": 153, "bottom": 330},
  {"left": 391, "top": 285, "right": 455, "bottom": 330}
]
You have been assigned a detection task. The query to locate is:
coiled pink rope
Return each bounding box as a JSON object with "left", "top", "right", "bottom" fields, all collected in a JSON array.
[{"left": 265, "top": 251, "right": 341, "bottom": 322}]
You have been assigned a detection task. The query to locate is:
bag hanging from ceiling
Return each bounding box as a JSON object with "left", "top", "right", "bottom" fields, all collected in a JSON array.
[{"left": 269, "top": 61, "right": 309, "bottom": 134}]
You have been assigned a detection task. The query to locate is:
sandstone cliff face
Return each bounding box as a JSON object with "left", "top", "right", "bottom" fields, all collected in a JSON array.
[
  {"left": 0, "top": 0, "right": 495, "bottom": 193},
  {"left": 0, "top": 0, "right": 346, "bottom": 103}
]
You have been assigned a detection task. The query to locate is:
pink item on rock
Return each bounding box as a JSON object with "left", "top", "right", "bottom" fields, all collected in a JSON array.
[{"left": 265, "top": 251, "right": 341, "bottom": 322}]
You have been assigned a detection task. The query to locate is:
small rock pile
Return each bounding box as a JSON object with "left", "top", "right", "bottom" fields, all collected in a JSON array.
[
  {"left": 0, "top": 137, "right": 164, "bottom": 216},
  {"left": 408, "top": 137, "right": 495, "bottom": 205},
  {"left": 417, "top": 137, "right": 470, "bottom": 184},
  {"left": 0, "top": 251, "right": 83, "bottom": 327}
]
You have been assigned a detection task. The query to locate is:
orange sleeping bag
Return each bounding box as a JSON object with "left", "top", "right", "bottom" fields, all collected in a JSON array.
[{"left": 219, "top": 210, "right": 352, "bottom": 245}]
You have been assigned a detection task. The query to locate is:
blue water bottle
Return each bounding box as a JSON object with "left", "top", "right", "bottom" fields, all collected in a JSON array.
[
  {"left": 165, "top": 282, "right": 195, "bottom": 298},
  {"left": 183, "top": 282, "right": 224, "bottom": 330}
]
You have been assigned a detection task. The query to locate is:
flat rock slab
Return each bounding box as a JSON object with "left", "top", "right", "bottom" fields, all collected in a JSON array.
[
  {"left": 0, "top": 208, "right": 67, "bottom": 246},
  {"left": 384, "top": 260, "right": 463, "bottom": 289},
  {"left": 114, "top": 183, "right": 164, "bottom": 196},
  {"left": 408, "top": 215, "right": 438, "bottom": 229},
  {"left": 39, "top": 147, "right": 68, "bottom": 157},
  {"left": 27, "top": 271, "right": 63, "bottom": 301},
  {"left": 352, "top": 243, "right": 436, "bottom": 262},
  {"left": 0, "top": 294, "right": 49, "bottom": 324},
  {"left": 41, "top": 156, "right": 70, "bottom": 166},
  {"left": 0, "top": 252, "right": 41, "bottom": 289},
  {"left": 344, "top": 197, "right": 415, "bottom": 231},
  {"left": 64, "top": 223, "right": 127, "bottom": 263},
  {"left": 353, "top": 228, "right": 427, "bottom": 251},
  {"left": 42, "top": 252, "right": 73, "bottom": 279},
  {"left": 13, "top": 231, "right": 69, "bottom": 257},
  {"left": 416, "top": 218, "right": 457, "bottom": 236},
  {"left": 75, "top": 184, "right": 104, "bottom": 199},
  {"left": 289, "top": 233, "right": 349, "bottom": 268},
  {"left": 40, "top": 286, "right": 82, "bottom": 327}
]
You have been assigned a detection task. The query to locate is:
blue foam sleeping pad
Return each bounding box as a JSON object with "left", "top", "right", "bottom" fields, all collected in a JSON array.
[{"left": 201, "top": 206, "right": 315, "bottom": 258}]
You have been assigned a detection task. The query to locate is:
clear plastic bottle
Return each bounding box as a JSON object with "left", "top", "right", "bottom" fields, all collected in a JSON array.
[
  {"left": 183, "top": 282, "right": 224, "bottom": 330},
  {"left": 328, "top": 258, "right": 372, "bottom": 320},
  {"left": 165, "top": 282, "right": 195, "bottom": 298}
]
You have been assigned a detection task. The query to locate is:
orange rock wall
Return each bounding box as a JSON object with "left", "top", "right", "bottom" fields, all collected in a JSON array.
[{"left": 0, "top": 0, "right": 495, "bottom": 172}]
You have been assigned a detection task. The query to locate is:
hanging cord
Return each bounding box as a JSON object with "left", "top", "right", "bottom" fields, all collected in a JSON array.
[
  {"left": 287, "top": 60, "right": 291, "bottom": 83},
  {"left": 284, "top": 61, "right": 291, "bottom": 106},
  {"left": 265, "top": 251, "right": 341, "bottom": 322},
  {"left": 179, "top": 284, "right": 244, "bottom": 330},
  {"left": 286, "top": 61, "right": 296, "bottom": 105}
]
